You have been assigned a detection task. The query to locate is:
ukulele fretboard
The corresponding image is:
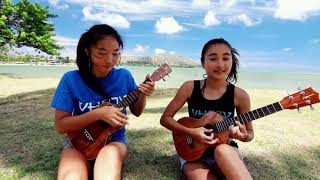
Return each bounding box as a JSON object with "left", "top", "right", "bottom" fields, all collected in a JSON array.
[
  {"left": 114, "top": 89, "right": 141, "bottom": 109},
  {"left": 213, "top": 102, "right": 283, "bottom": 133}
]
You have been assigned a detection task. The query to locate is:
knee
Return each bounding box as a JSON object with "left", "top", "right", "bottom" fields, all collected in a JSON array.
[
  {"left": 182, "top": 163, "right": 193, "bottom": 178},
  {"left": 182, "top": 163, "right": 207, "bottom": 179},
  {"left": 98, "top": 143, "right": 128, "bottom": 160},
  {"left": 60, "top": 171, "right": 85, "bottom": 180},
  {"left": 214, "top": 144, "right": 235, "bottom": 157}
]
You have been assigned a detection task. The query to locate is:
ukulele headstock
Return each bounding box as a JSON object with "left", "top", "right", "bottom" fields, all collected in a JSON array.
[
  {"left": 280, "top": 87, "right": 320, "bottom": 110},
  {"left": 149, "top": 63, "right": 172, "bottom": 82}
]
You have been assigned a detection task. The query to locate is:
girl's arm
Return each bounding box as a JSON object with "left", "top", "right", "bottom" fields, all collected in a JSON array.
[
  {"left": 231, "top": 87, "right": 254, "bottom": 142},
  {"left": 54, "top": 105, "right": 128, "bottom": 134},
  {"left": 160, "top": 81, "right": 195, "bottom": 135},
  {"left": 129, "top": 81, "right": 155, "bottom": 117}
]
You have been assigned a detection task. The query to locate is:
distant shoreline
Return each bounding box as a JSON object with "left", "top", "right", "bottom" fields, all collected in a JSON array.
[
  {"left": 0, "top": 62, "right": 200, "bottom": 68},
  {"left": 0, "top": 62, "right": 76, "bottom": 66}
]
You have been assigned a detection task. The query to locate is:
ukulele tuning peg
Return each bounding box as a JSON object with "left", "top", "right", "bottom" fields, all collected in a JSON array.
[
  {"left": 306, "top": 99, "right": 315, "bottom": 110},
  {"left": 310, "top": 105, "right": 314, "bottom": 110},
  {"left": 287, "top": 90, "right": 294, "bottom": 100},
  {"left": 299, "top": 90, "right": 305, "bottom": 96},
  {"left": 293, "top": 103, "right": 301, "bottom": 113},
  {"left": 297, "top": 107, "right": 301, "bottom": 113},
  {"left": 286, "top": 90, "right": 292, "bottom": 98}
]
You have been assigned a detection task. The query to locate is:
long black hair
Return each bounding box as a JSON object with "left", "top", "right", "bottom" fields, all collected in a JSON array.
[
  {"left": 76, "top": 24, "right": 123, "bottom": 98},
  {"left": 200, "top": 38, "right": 239, "bottom": 83}
]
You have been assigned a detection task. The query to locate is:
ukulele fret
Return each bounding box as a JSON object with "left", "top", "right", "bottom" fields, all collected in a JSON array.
[
  {"left": 258, "top": 108, "right": 265, "bottom": 117},
  {"left": 262, "top": 106, "right": 270, "bottom": 115},
  {"left": 244, "top": 113, "right": 250, "bottom": 123},
  {"left": 248, "top": 111, "right": 255, "bottom": 120},
  {"left": 116, "top": 89, "right": 140, "bottom": 109},
  {"left": 126, "top": 94, "right": 133, "bottom": 102},
  {"left": 223, "top": 120, "right": 228, "bottom": 130},
  {"left": 253, "top": 110, "right": 260, "bottom": 119},
  {"left": 239, "top": 115, "right": 244, "bottom": 124},
  {"left": 217, "top": 122, "right": 222, "bottom": 132},
  {"left": 267, "top": 104, "right": 274, "bottom": 113}
]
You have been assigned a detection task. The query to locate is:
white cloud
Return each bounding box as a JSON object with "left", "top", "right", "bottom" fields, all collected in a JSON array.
[
  {"left": 169, "top": 51, "right": 176, "bottom": 55},
  {"left": 53, "top": 36, "right": 78, "bottom": 46},
  {"left": 57, "top": 4, "right": 69, "bottom": 10},
  {"left": 53, "top": 0, "right": 320, "bottom": 29},
  {"left": 282, "top": 48, "right": 292, "bottom": 52},
  {"left": 154, "top": 48, "right": 166, "bottom": 54},
  {"left": 48, "top": 0, "right": 60, "bottom": 6},
  {"left": 274, "top": 0, "right": 320, "bottom": 20},
  {"left": 133, "top": 44, "right": 149, "bottom": 53},
  {"left": 63, "top": 0, "right": 191, "bottom": 21},
  {"left": 309, "top": 39, "right": 320, "bottom": 44},
  {"left": 192, "top": 0, "right": 211, "bottom": 9},
  {"left": 203, "top": 10, "right": 221, "bottom": 26},
  {"left": 82, "top": 7, "right": 130, "bottom": 29},
  {"left": 155, "top": 17, "right": 184, "bottom": 34},
  {"left": 48, "top": 0, "right": 69, "bottom": 9},
  {"left": 220, "top": 0, "right": 238, "bottom": 8},
  {"left": 238, "top": 14, "right": 254, "bottom": 26},
  {"left": 227, "top": 13, "right": 261, "bottom": 26}
]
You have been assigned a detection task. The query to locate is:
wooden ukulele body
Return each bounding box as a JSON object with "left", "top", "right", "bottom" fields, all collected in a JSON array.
[
  {"left": 67, "top": 103, "right": 120, "bottom": 160},
  {"left": 172, "top": 112, "right": 229, "bottom": 161}
]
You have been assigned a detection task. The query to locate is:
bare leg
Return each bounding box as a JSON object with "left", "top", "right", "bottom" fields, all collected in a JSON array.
[
  {"left": 214, "top": 144, "right": 252, "bottom": 180},
  {"left": 57, "top": 148, "right": 90, "bottom": 180},
  {"left": 94, "top": 142, "right": 128, "bottom": 180},
  {"left": 183, "top": 162, "right": 217, "bottom": 180}
]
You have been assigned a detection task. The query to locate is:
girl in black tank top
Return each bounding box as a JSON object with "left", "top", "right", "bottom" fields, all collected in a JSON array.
[
  {"left": 188, "top": 80, "right": 235, "bottom": 120},
  {"left": 161, "top": 38, "right": 254, "bottom": 180}
]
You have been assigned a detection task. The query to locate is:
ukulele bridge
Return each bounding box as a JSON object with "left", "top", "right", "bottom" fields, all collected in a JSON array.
[
  {"left": 84, "top": 129, "right": 94, "bottom": 142},
  {"left": 186, "top": 136, "right": 193, "bottom": 145}
]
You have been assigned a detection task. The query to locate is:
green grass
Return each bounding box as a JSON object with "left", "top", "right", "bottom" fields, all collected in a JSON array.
[{"left": 0, "top": 88, "right": 319, "bottom": 179}]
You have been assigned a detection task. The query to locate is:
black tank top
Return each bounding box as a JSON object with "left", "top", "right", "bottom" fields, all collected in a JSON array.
[{"left": 187, "top": 80, "right": 235, "bottom": 120}]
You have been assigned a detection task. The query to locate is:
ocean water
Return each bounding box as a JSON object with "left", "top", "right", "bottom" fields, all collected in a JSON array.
[{"left": 0, "top": 64, "right": 319, "bottom": 91}]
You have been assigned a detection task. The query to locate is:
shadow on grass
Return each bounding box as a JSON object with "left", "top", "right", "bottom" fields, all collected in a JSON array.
[
  {"left": 0, "top": 88, "right": 62, "bottom": 179},
  {"left": 245, "top": 145, "right": 320, "bottom": 180},
  {"left": 125, "top": 128, "right": 180, "bottom": 179},
  {"left": 0, "top": 73, "right": 23, "bottom": 79},
  {"left": 148, "top": 88, "right": 178, "bottom": 99},
  {"left": 0, "top": 88, "right": 56, "bottom": 105}
]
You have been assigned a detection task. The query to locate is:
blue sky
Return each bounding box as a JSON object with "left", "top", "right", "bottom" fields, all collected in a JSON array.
[{"left": 23, "top": 0, "right": 320, "bottom": 72}]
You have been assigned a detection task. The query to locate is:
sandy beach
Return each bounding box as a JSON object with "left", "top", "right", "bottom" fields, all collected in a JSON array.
[{"left": 0, "top": 75, "right": 60, "bottom": 98}]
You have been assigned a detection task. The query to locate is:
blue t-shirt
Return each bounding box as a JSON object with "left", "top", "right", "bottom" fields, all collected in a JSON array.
[{"left": 51, "top": 67, "right": 138, "bottom": 142}]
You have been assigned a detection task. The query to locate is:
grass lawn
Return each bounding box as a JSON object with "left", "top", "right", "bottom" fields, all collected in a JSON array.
[{"left": 0, "top": 87, "right": 319, "bottom": 179}]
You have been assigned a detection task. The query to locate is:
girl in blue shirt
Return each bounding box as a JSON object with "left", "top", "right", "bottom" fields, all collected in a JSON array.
[{"left": 51, "top": 24, "right": 155, "bottom": 180}]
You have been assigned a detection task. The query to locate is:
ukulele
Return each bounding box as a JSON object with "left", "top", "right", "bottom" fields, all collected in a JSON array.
[
  {"left": 68, "top": 63, "right": 172, "bottom": 160},
  {"left": 173, "top": 87, "right": 320, "bottom": 161}
]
